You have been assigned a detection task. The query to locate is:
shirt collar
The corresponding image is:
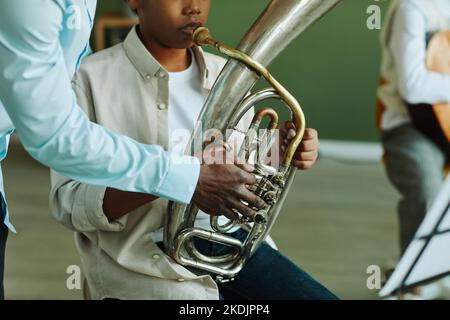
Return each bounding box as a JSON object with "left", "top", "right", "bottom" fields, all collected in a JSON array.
[{"left": 123, "top": 26, "right": 211, "bottom": 88}]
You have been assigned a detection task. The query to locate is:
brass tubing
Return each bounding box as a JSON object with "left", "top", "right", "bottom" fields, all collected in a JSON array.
[
  {"left": 253, "top": 108, "right": 279, "bottom": 130},
  {"left": 193, "top": 27, "right": 305, "bottom": 168}
]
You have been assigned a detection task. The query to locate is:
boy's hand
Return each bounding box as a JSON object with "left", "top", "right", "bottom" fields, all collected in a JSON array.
[{"left": 280, "top": 122, "right": 319, "bottom": 170}]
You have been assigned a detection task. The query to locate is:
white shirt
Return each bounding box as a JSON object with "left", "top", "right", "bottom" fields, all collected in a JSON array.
[
  {"left": 151, "top": 51, "right": 236, "bottom": 242},
  {"left": 378, "top": 0, "right": 450, "bottom": 131}
]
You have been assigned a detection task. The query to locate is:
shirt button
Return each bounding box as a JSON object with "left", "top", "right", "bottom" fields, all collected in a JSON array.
[
  {"left": 152, "top": 254, "right": 160, "bottom": 260},
  {"left": 158, "top": 71, "right": 166, "bottom": 78},
  {"left": 177, "top": 278, "right": 185, "bottom": 282},
  {"left": 157, "top": 103, "right": 167, "bottom": 110},
  {"left": 145, "top": 74, "right": 151, "bottom": 80}
]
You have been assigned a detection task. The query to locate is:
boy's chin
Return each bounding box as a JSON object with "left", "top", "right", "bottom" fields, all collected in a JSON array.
[{"left": 172, "top": 40, "right": 195, "bottom": 49}]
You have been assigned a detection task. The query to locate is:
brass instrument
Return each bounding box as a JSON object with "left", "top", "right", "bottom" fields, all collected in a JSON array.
[{"left": 164, "top": 0, "right": 342, "bottom": 283}]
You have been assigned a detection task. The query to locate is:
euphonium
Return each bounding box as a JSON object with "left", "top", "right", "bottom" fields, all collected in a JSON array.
[{"left": 164, "top": 0, "right": 342, "bottom": 283}]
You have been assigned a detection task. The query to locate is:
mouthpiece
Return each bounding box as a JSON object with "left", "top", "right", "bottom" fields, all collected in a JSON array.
[{"left": 193, "top": 27, "right": 217, "bottom": 47}]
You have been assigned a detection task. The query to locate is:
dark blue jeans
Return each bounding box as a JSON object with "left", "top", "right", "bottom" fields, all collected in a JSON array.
[
  {"left": 186, "top": 228, "right": 338, "bottom": 300},
  {"left": 0, "top": 193, "right": 8, "bottom": 300}
]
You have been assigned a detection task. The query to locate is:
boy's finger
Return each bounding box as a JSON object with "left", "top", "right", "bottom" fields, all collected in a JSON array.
[
  {"left": 295, "top": 150, "right": 317, "bottom": 162},
  {"left": 299, "top": 139, "right": 319, "bottom": 152},
  {"left": 287, "top": 128, "right": 296, "bottom": 139},
  {"left": 284, "top": 121, "right": 296, "bottom": 130},
  {"left": 292, "top": 160, "right": 315, "bottom": 170},
  {"left": 303, "top": 128, "right": 318, "bottom": 140}
]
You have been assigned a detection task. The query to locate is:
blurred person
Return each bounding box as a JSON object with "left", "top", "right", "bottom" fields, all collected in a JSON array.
[
  {"left": 50, "top": 0, "right": 337, "bottom": 300},
  {"left": 377, "top": 0, "right": 450, "bottom": 299},
  {"left": 0, "top": 0, "right": 262, "bottom": 299}
]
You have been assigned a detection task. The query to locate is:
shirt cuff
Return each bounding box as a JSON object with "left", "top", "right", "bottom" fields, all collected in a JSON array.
[
  {"left": 72, "top": 184, "right": 126, "bottom": 232},
  {"left": 155, "top": 154, "right": 200, "bottom": 204}
]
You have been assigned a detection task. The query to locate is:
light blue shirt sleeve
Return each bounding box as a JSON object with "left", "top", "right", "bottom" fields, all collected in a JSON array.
[
  {"left": 389, "top": 1, "right": 450, "bottom": 104},
  {"left": 0, "top": 0, "right": 199, "bottom": 204}
]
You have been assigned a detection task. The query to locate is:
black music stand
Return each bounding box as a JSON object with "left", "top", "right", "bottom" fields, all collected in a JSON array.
[{"left": 380, "top": 175, "right": 450, "bottom": 297}]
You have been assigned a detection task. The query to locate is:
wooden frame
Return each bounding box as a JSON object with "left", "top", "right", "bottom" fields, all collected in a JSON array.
[{"left": 94, "top": 15, "right": 138, "bottom": 51}]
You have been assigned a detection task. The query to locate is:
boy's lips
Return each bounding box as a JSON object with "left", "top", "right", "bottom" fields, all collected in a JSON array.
[{"left": 179, "top": 21, "right": 203, "bottom": 36}]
